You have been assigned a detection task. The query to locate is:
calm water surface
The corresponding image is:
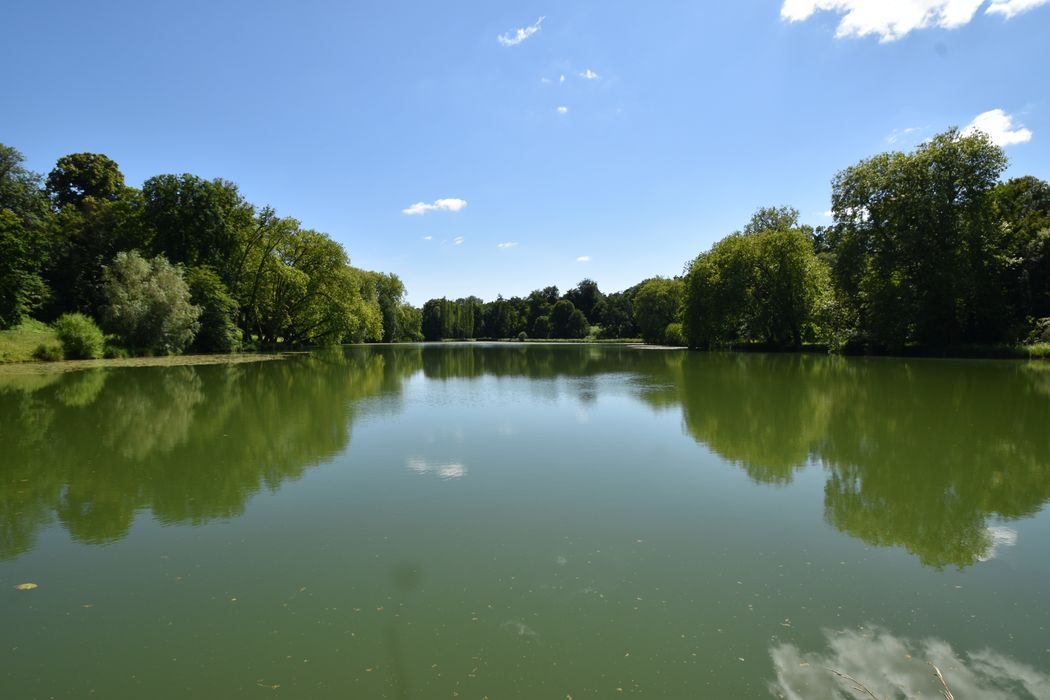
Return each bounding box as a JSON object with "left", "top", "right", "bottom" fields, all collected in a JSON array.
[{"left": 2, "top": 345, "right": 1049, "bottom": 699}]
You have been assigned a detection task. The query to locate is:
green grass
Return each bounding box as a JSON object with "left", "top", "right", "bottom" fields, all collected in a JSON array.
[{"left": 0, "top": 318, "right": 59, "bottom": 363}]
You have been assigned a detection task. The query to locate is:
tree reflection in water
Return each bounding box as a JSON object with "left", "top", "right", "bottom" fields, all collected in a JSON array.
[{"left": 2, "top": 346, "right": 1049, "bottom": 572}]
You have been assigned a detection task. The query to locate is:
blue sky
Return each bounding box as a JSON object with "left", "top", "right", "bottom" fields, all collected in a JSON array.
[{"left": 4, "top": 1, "right": 1049, "bottom": 304}]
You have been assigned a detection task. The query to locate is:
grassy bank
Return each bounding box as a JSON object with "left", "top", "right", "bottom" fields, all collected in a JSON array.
[{"left": 0, "top": 319, "right": 58, "bottom": 363}]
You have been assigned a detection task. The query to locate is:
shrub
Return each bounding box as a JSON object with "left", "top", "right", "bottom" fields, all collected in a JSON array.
[
  {"left": 1026, "top": 317, "right": 1050, "bottom": 344},
  {"left": 32, "top": 343, "right": 63, "bottom": 361},
  {"left": 517, "top": 331, "right": 528, "bottom": 342},
  {"left": 664, "top": 322, "right": 686, "bottom": 346},
  {"left": 53, "top": 312, "right": 104, "bottom": 359}
]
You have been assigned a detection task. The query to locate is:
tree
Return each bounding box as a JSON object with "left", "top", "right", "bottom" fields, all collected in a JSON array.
[
  {"left": 101, "top": 250, "right": 201, "bottom": 354},
  {"left": 142, "top": 174, "right": 254, "bottom": 276},
  {"left": 991, "top": 176, "right": 1050, "bottom": 327},
  {"left": 549, "top": 299, "right": 588, "bottom": 338},
  {"left": 564, "top": 279, "right": 604, "bottom": 323},
  {"left": 421, "top": 299, "right": 445, "bottom": 341},
  {"left": 186, "top": 266, "right": 241, "bottom": 353},
  {"left": 0, "top": 145, "right": 51, "bottom": 328},
  {"left": 370, "top": 272, "right": 407, "bottom": 342},
  {"left": 532, "top": 315, "right": 552, "bottom": 339},
  {"left": 394, "top": 303, "right": 424, "bottom": 341},
  {"left": 250, "top": 228, "right": 379, "bottom": 345},
  {"left": 683, "top": 209, "right": 829, "bottom": 349},
  {"left": 596, "top": 288, "right": 640, "bottom": 339},
  {"left": 827, "top": 128, "right": 1008, "bottom": 348},
  {"left": 633, "top": 277, "right": 683, "bottom": 344},
  {"left": 46, "top": 153, "right": 125, "bottom": 209}
]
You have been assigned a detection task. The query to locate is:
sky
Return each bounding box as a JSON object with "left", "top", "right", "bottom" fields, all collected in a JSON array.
[{"left": 4, "top": 0, "right": 1049, "bottom": 305}]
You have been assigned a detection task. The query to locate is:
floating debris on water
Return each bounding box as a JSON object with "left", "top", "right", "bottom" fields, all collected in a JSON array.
[
  {"left": 14, "top": 583, "right": 38, "bottom": 590},
  {"left": 501, "top": 620, "right": 539, "bottom": 639}
]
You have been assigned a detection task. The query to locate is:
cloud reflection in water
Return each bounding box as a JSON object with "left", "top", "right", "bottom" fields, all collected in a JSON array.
[
  {"left": 407, "top": 457, "right": 467, "bottom": 480},
  {"left": 769, "top": 625, "right": 1050, "bottom": 699}
]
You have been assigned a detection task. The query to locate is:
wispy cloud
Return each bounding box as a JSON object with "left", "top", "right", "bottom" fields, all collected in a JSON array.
[
  {"left": 402, "top": 198, "right": 468, "bottom": 216},
  {"left": 452, "top": 236, "right": 465, "bottom": 246},
  {"left": 422, "top": 235, "right": 433, "bottom": 241},
  {"left": 780, "top": 0, "right": 1043, "bottom": 42},
  {"left": 497, "top": 16, "right": 545, "bottom": 47},
  {"left": 556, "top": 106, "right": 569, "bottom": 114},
  {"left": 964, "top": 108, "right": 1033, "bottom": 146},
  {"left": 579, "top": 68, "right": 600, "bottom": 80},
  {"left": 497, "top": 241, "right": 518, "bottom": 249},
  {"left": 986, "top": 0, "right": 1050, "bottom": 18},
  {"left": 560, "top": 74, "right": 566, "bottom": 84},
  {"left": 576, "top": 255, "right": 591, "bottom": 262},
  {"left": 886, "top": 126, "right": 924, "bottom": 144}
]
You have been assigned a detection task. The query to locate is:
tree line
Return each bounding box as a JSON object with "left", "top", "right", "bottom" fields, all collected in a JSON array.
[
  {"left": 0, "top": 146, "right": 422, "bottom": 357},
  {"left": 3, "top": 126, "right": 1049, "bottom": 355},
  {"left": 418, "top": 129, "right": 1049, "bottom": 351}
]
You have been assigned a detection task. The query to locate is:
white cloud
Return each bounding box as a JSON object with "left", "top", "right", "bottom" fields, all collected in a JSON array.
[
  {"left": 886, "top": 126, "right": 923, "bottom": 144},
  {"left": 781, "top": 0, "right": 995, "bottom": 42},
  {"left": 986, "top": 0, "right": 1050, "bottom": 17},
  {"left": 963, "top": 108, "right": 1033, "bottom": 146},
  {"left": 452, "top": 236, "right": 464, "bottom": 246},
  {"left": 579, "top": 69, "right": 600, "bottom": 80},
  {"left": 556, "top": 106, "right": 569, "bottom": 114},
  {"left": 402, "top": 198, "right": 468, "bottom": 216},
  {"left": 497, "top": 242, "right": 518, "bottom": 249},
  {"left": 822, "top": 210, "right": 834, "bottom": 218},
  {"left": 560, "top": 74, "right": 566, "bottom": 84},
  {"left": 540, "top": 77, "right": 552, "bottom": 84},
  {"left": 497, "top": 16, "right": 545, "bottom": 47},
  {"left": 576, "top": 255, "right": 591, "bottom": 262},
  {"left": 422, "top": 235, "right": 433, "bottom": 241}
]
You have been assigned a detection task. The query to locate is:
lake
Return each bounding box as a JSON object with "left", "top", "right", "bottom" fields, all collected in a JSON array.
[{"left": 2, "top": 344, "right": 1049, "bottom": 699}]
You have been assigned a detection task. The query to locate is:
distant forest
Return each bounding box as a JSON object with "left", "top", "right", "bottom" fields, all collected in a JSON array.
[{"left": 1, "top": 126, "right": 1048, "bottom": 358}]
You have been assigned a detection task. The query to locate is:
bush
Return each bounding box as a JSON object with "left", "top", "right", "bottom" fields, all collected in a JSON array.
[
  {"left": 32, "top": 343, "right": 63, "bottom": 361},
  {"left": 53, "top": 312, "right": 104, "bottom": 359},
  {"left": 664, "top": 322, "right": 686, "bottom": 346},
  {"left": 1026, "top": 317, "right": 1050, "bottom": 344},
  {"left": 517, "top": 331, "right": 528, "bottom": 342},
  {"left": 103, "top": 343, "right": 129, "bottom": 359}
]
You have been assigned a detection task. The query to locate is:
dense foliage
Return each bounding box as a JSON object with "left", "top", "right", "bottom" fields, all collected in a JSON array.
[
  {"left": 0, "top": 144, "right": 418, "bottom": 353},
  {"left": 2, "top": 126, "right": 1048, "bottom": 354}
]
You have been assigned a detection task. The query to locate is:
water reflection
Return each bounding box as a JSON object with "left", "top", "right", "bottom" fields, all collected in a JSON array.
[
  {"left": 0, "top": 349, "right": 421, "bottom": 558},
  {"left": 2, "top": 346, "right": 1049, "bottom": 572},
  {"left": 673, "top": 353, "right": 1050, "bottom": 569},
  {"left": 769, "top": 625, "right": 1050, "bottom": 699}
]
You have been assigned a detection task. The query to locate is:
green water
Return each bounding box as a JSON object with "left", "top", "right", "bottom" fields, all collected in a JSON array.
[{"left": 2, "top": 345, "right": 1049, "bottom": 699}]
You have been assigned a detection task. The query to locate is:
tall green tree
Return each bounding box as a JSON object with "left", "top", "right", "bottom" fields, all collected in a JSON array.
[
  {"left": 991, "top": 176, "right": 1050, "bottom": 327},
  {"left": 564, "top": 279, "right": 604, "bottom": 323},
  {"left": 827, "top": 128, "right": 1008, "bottom": 348},
  {"left": 683, "top": 208, "right": 829, "bottom": 349},
  {"left": 633, "top": 277, "right": 683, "bottom": 344},
  {"left": 45, "top": 153, "right": 125, "bottom": 209},
  {"left": 0, "top": 145, "right": 51, "bottom": 328},
  {"left": 142, "top": 174, "right": 254, "bottom": 277}
]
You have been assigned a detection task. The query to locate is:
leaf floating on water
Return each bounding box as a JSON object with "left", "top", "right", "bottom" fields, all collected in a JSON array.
[{"left": 14, "top": 583, "right": 38, "bottom": 590}]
